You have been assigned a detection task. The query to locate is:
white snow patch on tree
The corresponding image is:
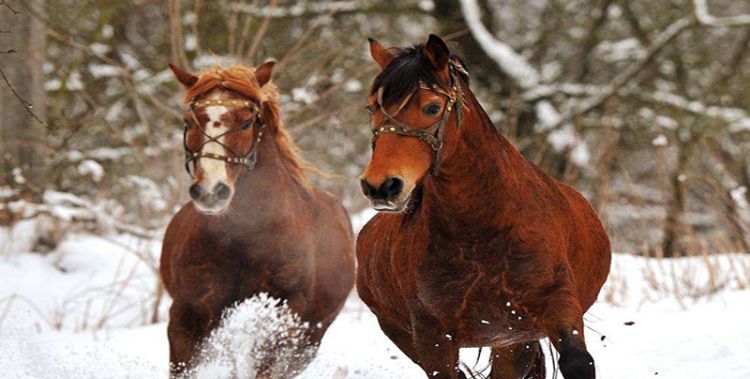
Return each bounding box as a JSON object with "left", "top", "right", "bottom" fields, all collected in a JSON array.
[
  {"left": 571, "top": 143, "right": 591, "bottom": 167},
  {"left": 652, "top": 134, "right": 668, "bottom": 147},
  {"left": 548, "top": 125, "right": 576, "bottom": 152},
  {"left": 77, "top": 160, "right": 104, "bottom": 183}
]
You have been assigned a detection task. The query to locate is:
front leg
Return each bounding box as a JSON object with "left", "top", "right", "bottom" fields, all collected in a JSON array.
[
  {"left": 376, "top": 318, "right": 420, "bottom": 365},
  {"left": 167, "top": 301, "right": 212, "bottom": 376},
  {"left": 542, "top": 288, "right": 595, "bottom": 379},
  {"left": 411, "top": 309, "right": 467, "bottom": 379}
]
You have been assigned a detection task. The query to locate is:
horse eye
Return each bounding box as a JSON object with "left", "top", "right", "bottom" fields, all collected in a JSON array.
[
  {"left": 423, "top": 103, "right": 441, "bottom": 116},
  {"left": 241, "top": 118, "right": 254, "bottom": 129}
]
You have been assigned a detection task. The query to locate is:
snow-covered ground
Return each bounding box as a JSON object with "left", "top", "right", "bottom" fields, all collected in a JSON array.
[{"left": 1, "top": 219, "right": 749, "bottom": 379}]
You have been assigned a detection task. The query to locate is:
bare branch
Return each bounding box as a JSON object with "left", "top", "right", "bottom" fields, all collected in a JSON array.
[
  {"left": 168, "top": 0, "right": 190, "bottom": 68},
  {"left": 227, "top": 0, "right": 247, "bottom": 56},
  {"left": 244, "top": 0, "right": 278, "bottom": 63},
  {"left": 0, "top": 63, "right": 50, "bottom": 129},
  {"left": 190, "top": 0, "right": 202, "bottom": 55},
  {"left": 236, "top": 0, "right": 260, "bottom": 57},
  {"left": 0, "top": 0, "right": 19, "bottom": 14},
  {"left": 234, "top": 0, "right": 360, "bottom": 18}
]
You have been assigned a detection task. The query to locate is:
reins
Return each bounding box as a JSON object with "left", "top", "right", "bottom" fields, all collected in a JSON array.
[
  {"left": 370, "top": 61, "right": 464, "bottom": 176},
  {"left": 182, "top": 97, "right": 265, "bottom": 177}
]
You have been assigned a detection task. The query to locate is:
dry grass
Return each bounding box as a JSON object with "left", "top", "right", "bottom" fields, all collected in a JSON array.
[{"left": 602, "top": 237, "right": 750, "bottom": 308}]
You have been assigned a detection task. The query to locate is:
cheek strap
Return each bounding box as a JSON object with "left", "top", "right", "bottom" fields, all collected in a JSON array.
[{"left": 370, "top": 64, "right": 463, "bottom": 177}]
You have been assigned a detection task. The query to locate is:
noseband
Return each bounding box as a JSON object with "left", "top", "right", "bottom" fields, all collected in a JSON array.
[
  {"left": 183, "top": 97, "right": 265, "bottom": 177},
  {"left": 370, "top": 61, "right": 464, "bottom": 177}
]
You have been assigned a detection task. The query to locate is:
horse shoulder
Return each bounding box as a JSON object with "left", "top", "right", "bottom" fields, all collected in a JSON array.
[
  {"left": 160, "top": 203, "right": 199, "bottom": 295},
  {"left": 355, "top": 213, "right": 389, "bottom": 302},
  {"left": 554, "top": 181, "right": 612, "bottom": 307}
]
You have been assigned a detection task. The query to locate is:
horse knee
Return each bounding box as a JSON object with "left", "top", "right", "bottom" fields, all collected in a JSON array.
[
  {"left": 558, "top": 346, "right": 595, "bottom": 379},
  {"left": 490, "top": 342, "right": 545, "bottom": 379}
]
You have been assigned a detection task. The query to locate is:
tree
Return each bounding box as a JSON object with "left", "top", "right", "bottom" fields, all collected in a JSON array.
[{"left": 0, "top": 0, "right": 46, "bottom": 195}]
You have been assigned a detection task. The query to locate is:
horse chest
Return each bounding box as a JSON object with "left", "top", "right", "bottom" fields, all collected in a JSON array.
[
  {"left": 172, "top": 245, "right": 309, "bottom": 307},
  {"left": 413, "top": 243, "right": 544, "bottom": 345}
]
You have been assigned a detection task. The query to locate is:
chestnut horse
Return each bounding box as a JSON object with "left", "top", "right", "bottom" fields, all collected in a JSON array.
[
  {"left": 161, "top": 63, "right": 355, "bottom": 377},
  {"left": 356, "top": 35, "right": 611, "bottom": 379}
]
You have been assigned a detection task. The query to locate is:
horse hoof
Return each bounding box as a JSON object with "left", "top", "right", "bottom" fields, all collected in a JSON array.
[{"left": 559, "top": 348, "right": 595, "bottom": 379}]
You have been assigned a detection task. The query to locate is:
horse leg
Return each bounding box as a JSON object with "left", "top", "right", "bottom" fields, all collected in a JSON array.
[
  {"left": 488, "top": 341, "right": 545, "bottom": 379},
  {"left": 167, "top": 301, "right": 210, "bottom": 376},
  {"left": 411, "top": 310, "right": 466, "bottom": 379},
  {"left": 542, "top": 290, "right": 595, "bottom": 379},
  {"left": 376, "top": 318, "right": 420, "bottom": 365}
]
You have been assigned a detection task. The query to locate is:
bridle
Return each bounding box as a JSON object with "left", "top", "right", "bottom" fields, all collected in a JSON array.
[
  {"left": 369, "top": 61, "right": 465, "bottom": 177},
  {"left": 182, "top": 97, "right": 265, "bottom": 177}
]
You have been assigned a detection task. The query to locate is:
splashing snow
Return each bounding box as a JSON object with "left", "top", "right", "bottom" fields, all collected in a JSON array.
[{"left": 182, "top": 294, "right": 316, "bottom": 379}]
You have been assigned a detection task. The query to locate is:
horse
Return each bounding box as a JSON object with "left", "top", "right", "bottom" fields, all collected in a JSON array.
[
  {"left": 160, "top": 62, "right": 355, "bottom": 377},
  {"left": 356, "top": 34, "right": 611, "bottom": 379}
]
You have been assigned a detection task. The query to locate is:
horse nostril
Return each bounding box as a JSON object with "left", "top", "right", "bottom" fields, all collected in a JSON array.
[
  {"left": 360, "top": 179, "right": 377, "bottom": 198},
  {"left": 214, "top": 183, "right": 231, "bottom": 200},
  {"left": 380, "top": 177, "right": 404, "bottom": 199},
  {"left": 189, "top": 183, "right": 203, "bottom": 201}
]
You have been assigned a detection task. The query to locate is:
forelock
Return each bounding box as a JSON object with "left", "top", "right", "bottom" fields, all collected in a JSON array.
[{"left": 370, "top": 44, "right": 468, "bottom": 107}]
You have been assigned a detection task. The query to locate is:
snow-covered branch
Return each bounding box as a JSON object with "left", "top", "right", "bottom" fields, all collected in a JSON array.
[
  {"left": 641, "top": 90, "right": 750, "bottom": 133},
  {"left": 549, "top": 17, "right": 695, "bottom": 129},
  {"left": 459, "top": 0, "right": 539, "bottom": 89},
  {"left": 693, "top": 0, "right": 750, "bottom": 27},
  {"left": 459, "top": 0, "right": 565, "bottom": 130},
  {"left": 526, "top": 83, "right": 750, "bottom": 134}
]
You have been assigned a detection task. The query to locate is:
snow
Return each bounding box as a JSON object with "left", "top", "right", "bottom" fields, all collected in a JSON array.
[
  {"left": 1, "top": 217, "right": 749, "bottom": 378},
  {"left": 65, "top": 71, "right": 84, "bottom": 91},
  {"left": 89, "top": 43, "right": 111, "bottom": 56},
  {"left": 187, "top": 295, "right": 314, "bottom": 379},
  {"left": 547, "top": 125, "right": 576, "bottom": 151},
  {"left": 570, "top": 143, "right": 591, "bottom": 167},
  {"left": 77, "top": 160, "right": 104, "bottom": 183},
  {"left": 652, "top": 134, "right": 668, "bottom": 147},
  {"left": 730, "top": 186, "right": 748, "bottom": 209},
  {"left": 291, "top": 87, "right": 318, "bottom": 105},
  {"left": 596, "top": 38, "right": 644, "bottom": 62}
]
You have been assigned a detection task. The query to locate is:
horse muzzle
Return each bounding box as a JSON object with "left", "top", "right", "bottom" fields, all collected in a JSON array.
[
  {"left": 189, "top": 181, "right": 234, "bottom": 214},
  {"left": 360, "top": 176, "right": 411, "bottom": 212}
]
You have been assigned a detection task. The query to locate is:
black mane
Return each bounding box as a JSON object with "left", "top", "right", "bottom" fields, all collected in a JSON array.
[{"left": 371, "top": 44, "right": 468, "bottom": 107}]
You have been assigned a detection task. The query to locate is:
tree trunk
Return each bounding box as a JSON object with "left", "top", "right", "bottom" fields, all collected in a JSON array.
[
  {"left": 0, "top": 0, "right": 46, "bottom": 194},
  {"left": 662, "top": 139, "right": 689, "bottom": 258}
]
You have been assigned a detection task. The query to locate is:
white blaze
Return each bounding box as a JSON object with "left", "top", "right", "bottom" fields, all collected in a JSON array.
[{"left": 200, "top": 93, "right": 230, "bottom": 190}]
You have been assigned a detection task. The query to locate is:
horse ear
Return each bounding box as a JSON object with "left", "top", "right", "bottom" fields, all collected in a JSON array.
[
  {"left": 255, "top": 61, "right": 275, "bottom": 87},
  {"left": 168, "top": 63, "right": 198, "bottom": 87},
  {"left": 424, "top": 34, "right": 450, "bottom": 71},
  {"left": 369, "top": 38, "right": 394, "bottom": 69}
]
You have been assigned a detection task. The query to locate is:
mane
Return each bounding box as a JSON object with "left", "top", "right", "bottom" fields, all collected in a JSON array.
[
  {"left": 371, "top": 44, "right": 470, "bottom": 107},
  {"left": 184, "top": 65, "right": 315, "bottom": 188}
]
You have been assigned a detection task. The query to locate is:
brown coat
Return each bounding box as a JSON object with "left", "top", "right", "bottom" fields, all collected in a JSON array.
[{"left": 357, "top": 36, "right": 611, "bottom": 379}]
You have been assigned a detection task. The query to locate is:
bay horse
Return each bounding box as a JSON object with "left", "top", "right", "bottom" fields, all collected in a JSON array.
[
  {"left": 160, "top": 62, "right": 355, "bottom": 377},
  {"left": 356, "top": 35, "right": 611, "bottom": 379}
]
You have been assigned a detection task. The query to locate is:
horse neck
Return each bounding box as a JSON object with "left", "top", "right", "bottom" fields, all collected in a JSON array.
[
  {"left": 422, "top": 90, "right": 524, "bottom": 234},
  {"left": 227, "top": 133, "right": 306, "bottom": 227}
]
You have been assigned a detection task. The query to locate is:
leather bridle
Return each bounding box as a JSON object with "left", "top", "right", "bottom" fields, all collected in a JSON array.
[
  {"left": 369, "top": 61, "right": 464, "bottom": 177},
  {"left": 183, "top": 97, "right": 265, "bottom": 177}
]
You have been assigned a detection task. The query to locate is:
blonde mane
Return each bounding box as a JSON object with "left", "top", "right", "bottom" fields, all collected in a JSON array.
[{"left": 184, "top": 65, "right": 314, "bottom": 188}]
